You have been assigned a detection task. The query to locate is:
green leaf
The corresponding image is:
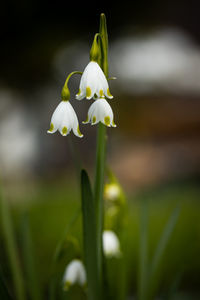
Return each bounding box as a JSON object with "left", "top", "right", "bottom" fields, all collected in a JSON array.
[
  {"left": 0, "top": 195, "right": 25, "bottom": 300},
  {"left": 0, "top": 267, "right": 13, "bottom": 299},
  {"left": 99, "top": 13, "right": 108, "bottom": 76},
  {"left": 49, "top": 207, "right": 81, "bottom": 300},
  {"left": 21, "top": 213, "right": 42, "bottom": 300},
  {"left": 81, "top": 169, "right": 100, "bottom": 300},
  {"left": 148, "top": 206, "right": 180, "bottom": 298},
  {"left": 138, "top": 199, "right": 149, "bottom": 300},
  {"left": 53, "top": 207, "right": 81, "bottom": 263}
]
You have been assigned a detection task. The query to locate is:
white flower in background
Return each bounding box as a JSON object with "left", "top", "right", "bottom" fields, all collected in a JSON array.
[
  {"left": 47, "top": 101, "right": 83, "bottom": 137},
  {"left": 104, "top": 183, "right": 121, "bottom": 201},
  {"left": 76, "top": 61, "right": 113, "bottom": 100},
  {"left": 103, "top": 230, "right": 121, "bottom": 258},
  {"left": 63, "top": 259, "right": 87, "bottom": 291},
  {"left": 83, "top": 98, "right": 116, "bottom": 127}
]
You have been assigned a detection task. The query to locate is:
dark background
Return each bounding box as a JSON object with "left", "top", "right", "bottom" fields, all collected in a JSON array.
[{"left": 1, "top": 0, "right": 200, "bottom": 91}]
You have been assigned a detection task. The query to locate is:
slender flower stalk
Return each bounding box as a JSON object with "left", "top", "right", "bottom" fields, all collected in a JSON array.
[{"left": 94, "top": 13, "right": 109, "bottom": 293}]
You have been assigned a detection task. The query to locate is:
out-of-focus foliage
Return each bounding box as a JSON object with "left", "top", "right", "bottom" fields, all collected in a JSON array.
[{"left": 1, "top": 177, "right": 200, "bottom": 299}]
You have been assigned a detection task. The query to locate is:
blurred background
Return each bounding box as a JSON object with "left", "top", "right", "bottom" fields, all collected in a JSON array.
[{"left": 0, "top": 1, "right": 200, "bottom": 299}]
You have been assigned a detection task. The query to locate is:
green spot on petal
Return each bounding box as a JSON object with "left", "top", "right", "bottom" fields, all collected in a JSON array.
[
  {"left": 92, "top": 116, "right": 96, "bottom": 124},
  {"left": 86, "top": 86, "right": 92, "bottom": 98},
  {"left": 77, "top": 125, "right": 83, "bottom": 137},
  {"left": 77, "top": 88, "right": 81, "bottom": 96},
  {"left": 104, "top": 116, "right": 110, "bottom": 126},
  {"left": 107, "top": 88, "right": 113, "bottom": 98},
  {"left": 112, "top": 120, "right": 116, "bottom": 127},
  {"left": 99, "top": 89, "right": 104, "bottom": 97},
  {"left": 48, "top": 123, "right": 54, "bottom": 132},
  {"left": 62, "top": 126, "right": 68, "bottom": 135},
  {"left": 82, "top": 115, "right": 89, "bottom": 124}
]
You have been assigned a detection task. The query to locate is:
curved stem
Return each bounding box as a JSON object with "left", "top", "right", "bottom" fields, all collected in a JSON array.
[
  {"left": 61, "top": 71, "right": 82, "bottom": 100},
  {"left": 63, "top": 71, "right": 82, "bottom": 88}
]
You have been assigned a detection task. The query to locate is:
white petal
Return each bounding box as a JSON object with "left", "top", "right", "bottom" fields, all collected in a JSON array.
[
  {"left": 48, "top": 101, "right": 83, "bottom": 137},
  {"left": 96, "top": 98, "right": 113, "bottom": 126},
  {"left": 76, "top": 61, "right": 113, "bottom": 100},
  {"left": 47, "top": 101, "right": 66, "bottom": 134},
  {"left": 88, "top": 101, "right": 97, "bottom": 121},
  {"left": 63, "top": 259, "right": 86, "bottom": 289},
  {"left": 83, "top": 98, "right": 116, "bottom": 127},
  {"left": 103, "top": 230, "right": 121, "bottom": 258}
]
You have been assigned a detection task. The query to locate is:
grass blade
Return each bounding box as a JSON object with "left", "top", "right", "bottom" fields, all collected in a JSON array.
[
  {"left": 21, "top": 213, "right": 42, "bottom": 300},
  {"left": 0, "top": 266, "right": 13, "bottom": 299},
  {"left": 0, "top": 195, "right": 25, "bottom": 300},
  {"left": 138, "top": 199, "right": 149, "bottom": 300},
  {"left": 53, "top": 206, "right": 81, "bottom": 263},
  {"left": 148, "top": 206, "right": 180, "bottom": 298},
  {"left": 81, "top": 169, "right": 100, "bottom": 300}
]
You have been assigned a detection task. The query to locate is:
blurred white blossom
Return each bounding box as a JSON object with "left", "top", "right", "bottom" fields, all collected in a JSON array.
[
  {"left": 104, "top": 183, "right": 121, "bottom": 201},
  {"left": 63, "top": 259, "right": 86, "bottom": 290},
  {"left": 103, "top": 230, "right": 121, "bottom": 258}
]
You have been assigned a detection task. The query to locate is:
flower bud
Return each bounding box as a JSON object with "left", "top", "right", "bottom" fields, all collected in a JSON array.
[{"left": 90, "top": 33, "right": 101, "bottom": 63}]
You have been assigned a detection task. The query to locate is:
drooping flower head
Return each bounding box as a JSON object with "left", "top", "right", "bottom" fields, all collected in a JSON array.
[
  {"left": 83, "top": 97, "right": 116, "bottom": 127},
  {"left": 47, "top": 71, "right": 83, "bottom": 138},
  {"left": 103, "top": 230, "right": 121, "bottom": 258},
  {"left": 63, "top": 259, "right": 87, "bottom": 291},
  {"left": 76, "top": 61, "right": 113, "bottom": 100},
  {"left": 47, "top": 101, "right": 83, "bottom": 138}
]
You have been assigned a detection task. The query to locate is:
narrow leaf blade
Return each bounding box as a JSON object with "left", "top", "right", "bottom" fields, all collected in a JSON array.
[{"left": 148, "top": 206, "right": 180, "bottom": 298}]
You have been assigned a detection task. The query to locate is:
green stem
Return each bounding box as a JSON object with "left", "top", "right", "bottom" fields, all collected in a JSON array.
[
  {"left": 138, "top": 200, "right": 149, "bottom": 300},
  {"left": 21, "top": 214, "right": 42, "bottom": 300},
  {"left": 61, "top": 71, "right": 82, "bottom": 101},
  {"left": 94, "top": 122, "right": 106, "bottom": 286},
  {"left": 94, "top": 12, "right": 109, "bottom": 294}
]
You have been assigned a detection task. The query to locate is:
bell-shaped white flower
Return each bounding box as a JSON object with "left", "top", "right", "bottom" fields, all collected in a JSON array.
[
  {"left": 47, "top": 101, "right": 83, "bottom": 137},
  {"left": 63, "top": 259, "right": 87, "bottom": 291},
  {"left": 76, "top": 61, "right": 113, "bottom": 100},
  {"left": 83, "top": 97, "right": 116, "bottom": 127},
  {"left": 103, "top": 230, "right": 121, "bottom": 258}
]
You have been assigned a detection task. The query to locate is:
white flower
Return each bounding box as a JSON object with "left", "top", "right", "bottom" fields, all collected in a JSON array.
[
  {"left": 63, "top": 259, "right": 87, "bottom": 291},
  {"left": 47, "top": 101, "right": 83, "bottom": 137},
  {"left": 104, "top": 183, "right": 121, "bottom": 201},
  {"left": 76, "top": 61, "right": 113, "bottom": 100},
  {"left": 83, "top": 98, "right": 116, "bottom": 127},
  {"left": 103, "top": 230, "right": 121, "bottom": 258}
]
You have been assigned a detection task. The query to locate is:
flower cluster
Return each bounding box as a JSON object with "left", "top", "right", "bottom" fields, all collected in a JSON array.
[{"left": 47, "top": 47, "right": 116, "bottom": 137}]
